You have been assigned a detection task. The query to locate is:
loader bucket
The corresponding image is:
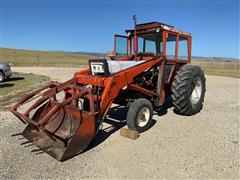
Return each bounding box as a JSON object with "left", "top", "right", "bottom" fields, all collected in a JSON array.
[{"left": 10, "top": 80, "right": 96, "bottom": 161}]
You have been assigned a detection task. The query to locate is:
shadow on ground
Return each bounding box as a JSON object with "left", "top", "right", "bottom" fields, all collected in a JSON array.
[
  {"left": 11, "top": 98, "right": 174, "bottom": 159},
  {"left": 86, "top": 106, "right": 128, "bottom": 151},
  {"left": 154, "top": 97, "right": 173, "bottom": 116},
  {"left": 6, "top": 77, "right": 25, "bottom": 82},
  {"left": 0, "top": 83, "right": 14, "bottom": 88},
  {"left": 0, "top": 76, "right": 25, "bottom": 88},
  {"left": 87, "top": 98, "right": 173, "bottom": 152}
]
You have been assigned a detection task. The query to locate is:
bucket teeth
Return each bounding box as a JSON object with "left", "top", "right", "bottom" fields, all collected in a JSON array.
[
  {"left": 31, "top": 146, "right": 53, "bottom": 153},
  {"left": 11, "top": 131, "right": 31, "bottom": 137},
  {"left": 10, "top": 81, "right": 96, "bottom": 161},
  {"left": 20, "top": 141, "right": 33, "bottom": 145},
  {"left": 12, "top": 105, "right": 96, "bottom": 161},
  {"left": 15, "top": 103, "right": 96, "bottom": 161}
]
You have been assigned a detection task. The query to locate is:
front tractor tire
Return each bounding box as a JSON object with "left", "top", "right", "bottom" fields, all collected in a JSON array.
[
  {"left": 171, "top": 65, "right": 206, "bottom": 116},
  {"left": 126, "top": 98, "right": 153, "bottom": 133}
]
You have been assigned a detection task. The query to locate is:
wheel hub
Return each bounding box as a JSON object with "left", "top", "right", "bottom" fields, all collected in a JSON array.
[
  {"left": 137, "top": 107, "right": 150, "bottom": 127},
  {"left": 190, "top": 76, "right": 202, "bottom": 104}
]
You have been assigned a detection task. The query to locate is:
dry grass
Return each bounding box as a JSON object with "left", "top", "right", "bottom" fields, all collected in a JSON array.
[
  {"left": 0, "top": 47, "right": 93, "bottom": 67},
  {"left": 0, "top": 72, "right": 50, "bottom": 110},
  {"left": 192, "top": 60, "right": 240, "bottom": 78},
  {"left": 1, "top": 47, "right": 239, "bottom": 78}
]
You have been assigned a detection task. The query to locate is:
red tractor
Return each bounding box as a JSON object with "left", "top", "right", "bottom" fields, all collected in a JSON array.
[{"left": 10, "top": 17, "right": 206, "bottom": 161}]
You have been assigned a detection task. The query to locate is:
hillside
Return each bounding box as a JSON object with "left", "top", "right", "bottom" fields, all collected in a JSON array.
[
  {"left": 0, "top": 47, "right": 239, "bottom": 78},
  {"left": 0, "top": 48, "right": 93, "bottom": 67}
]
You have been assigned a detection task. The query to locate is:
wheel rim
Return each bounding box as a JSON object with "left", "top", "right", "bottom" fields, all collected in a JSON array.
[
  {"left": 137, "top": 107, "right": 150, "bottom": 127},
  {"left": 190, "top": 76, "right": 202, "bottom": 104},
  {"left": 0, "top": 75, "right": 3, "bottom": 82}
]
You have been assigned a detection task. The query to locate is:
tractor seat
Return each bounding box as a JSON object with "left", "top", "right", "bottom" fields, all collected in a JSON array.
[
  {"left": 117, "top": 52, "right": 155, "bottom": 61},
  {"left": 137, "top": 52, "right": 155, "bottom": 60}
]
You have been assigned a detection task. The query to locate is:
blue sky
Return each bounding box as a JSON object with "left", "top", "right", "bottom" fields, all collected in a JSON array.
[{"left": 1, "top": 0, "right": 239, "bottom": 58}]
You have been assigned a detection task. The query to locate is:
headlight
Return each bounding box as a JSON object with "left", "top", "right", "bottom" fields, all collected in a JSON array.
[
  {"left": 89, "top": 59, "right": 110, "bottom": 76},
  {"left": 4, "top": 64, "right": 10, "bottom": 71},
  {"left": 91, "top": 63, "right": 104, "bottom": 74}
]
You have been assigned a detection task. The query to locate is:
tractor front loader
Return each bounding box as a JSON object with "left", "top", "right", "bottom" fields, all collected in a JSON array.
[{"left": 10, "top": 17, "right": 206, "bottom": 161}]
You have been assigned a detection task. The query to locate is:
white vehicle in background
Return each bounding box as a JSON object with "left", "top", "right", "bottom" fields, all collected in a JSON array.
[{"left": 0, "top": 64, "right": 12, "bottom": 83}]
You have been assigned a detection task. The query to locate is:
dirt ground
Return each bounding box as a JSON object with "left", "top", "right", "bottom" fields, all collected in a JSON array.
[{"left": 0, "top": 67, "right": 239, "bottom": 179}]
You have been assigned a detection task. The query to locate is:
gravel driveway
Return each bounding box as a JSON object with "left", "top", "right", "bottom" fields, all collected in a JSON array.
[{"left": 0, "top": 67, "right": 239, "bottom": 179}]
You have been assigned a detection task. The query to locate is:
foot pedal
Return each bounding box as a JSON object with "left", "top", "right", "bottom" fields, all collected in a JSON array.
[{"left": 120, "top": 128, "right": 139, "bottom": 140}]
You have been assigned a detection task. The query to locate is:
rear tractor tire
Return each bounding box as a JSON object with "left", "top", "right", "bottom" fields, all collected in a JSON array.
[
  {"left": 126, "top": 98, "right": 153, "bottom": 133},
  {"left": 171, "top": 65, "right": 206, "bottom": 115}
]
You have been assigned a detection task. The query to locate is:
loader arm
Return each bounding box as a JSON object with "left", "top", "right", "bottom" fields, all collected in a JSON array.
[{"left": 74, "top": 56, "right": 163, "bottom": 118}]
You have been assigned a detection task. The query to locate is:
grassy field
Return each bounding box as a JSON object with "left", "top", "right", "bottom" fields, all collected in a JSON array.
[
  {"left": 0, "top": 47, "right": 92, "bottom": 67},
  {"left": 0, "top": 72, "right": 50, "bottom": 110},
  {"left": 192, "top": 60, "right": 240, "bottom": 78},
  {"left": 1, "top": 47, "right": 239, "bottom": 78}
]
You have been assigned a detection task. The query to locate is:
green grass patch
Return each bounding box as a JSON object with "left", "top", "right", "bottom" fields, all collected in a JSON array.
[{"left": 0, "top": 72, "right": 50, "bottom": 110}]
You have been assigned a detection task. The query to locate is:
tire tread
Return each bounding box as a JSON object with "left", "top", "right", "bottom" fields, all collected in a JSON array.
[{"left": 171, "top": 64, "right": 206, "bottom": 116}]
